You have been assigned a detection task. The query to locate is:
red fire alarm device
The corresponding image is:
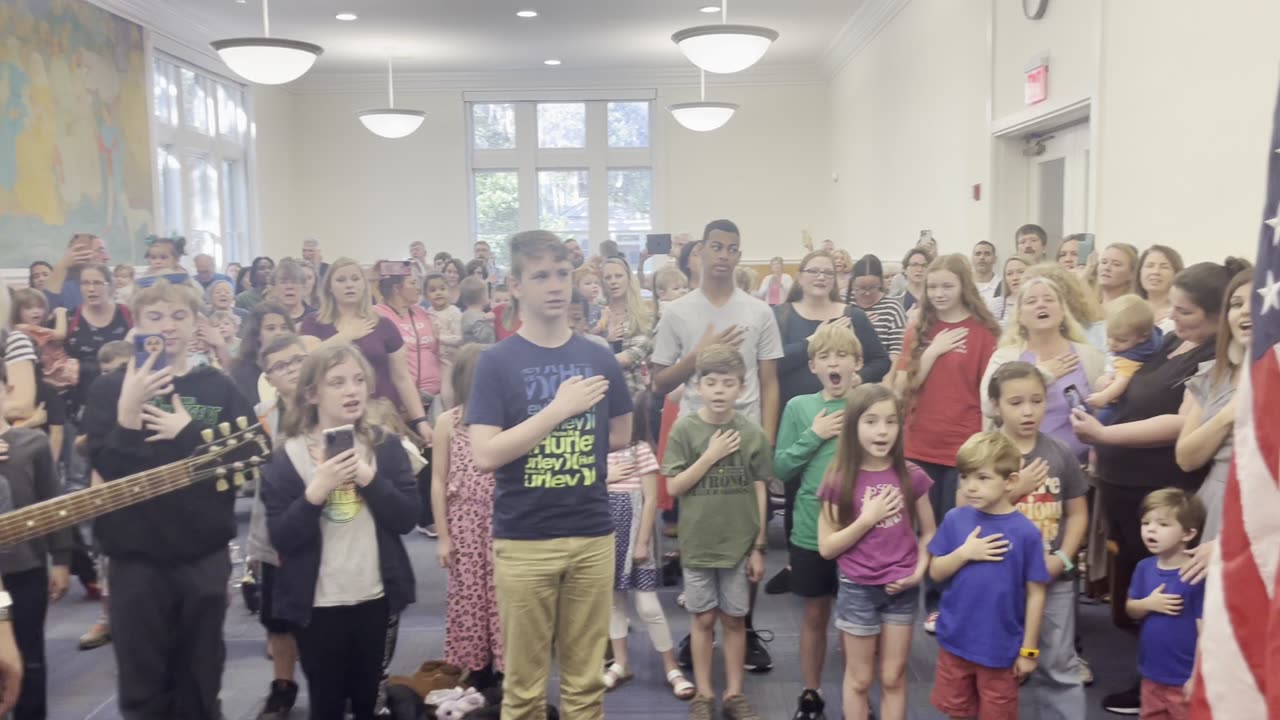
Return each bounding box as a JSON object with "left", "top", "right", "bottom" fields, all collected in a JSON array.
[{"left": 972, "top": 183, "right": 982, "bottom": 201}]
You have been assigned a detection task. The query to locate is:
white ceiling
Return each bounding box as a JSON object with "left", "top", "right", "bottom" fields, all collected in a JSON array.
[{"left": 150, "top": 0, "right": 864, "bottom": 76}]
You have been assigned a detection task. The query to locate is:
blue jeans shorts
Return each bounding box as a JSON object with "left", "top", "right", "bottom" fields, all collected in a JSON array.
[{"left": 834, "top": 574, "right": 920, "bottom": 636}]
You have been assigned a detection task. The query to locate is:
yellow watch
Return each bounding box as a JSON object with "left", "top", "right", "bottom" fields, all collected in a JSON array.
[{"left": 1019, "top": 647, "right": 1040, "bottom": 659}]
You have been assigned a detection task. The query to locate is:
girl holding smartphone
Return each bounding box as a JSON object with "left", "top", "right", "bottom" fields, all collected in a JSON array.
[{"left": 261, "top": 344, "right": 420, "bottom": 720}]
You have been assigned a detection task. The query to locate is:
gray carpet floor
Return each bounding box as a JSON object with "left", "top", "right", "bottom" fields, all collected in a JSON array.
[{"left": 45, "top": 500, "right": 1137, "bottom": 719}]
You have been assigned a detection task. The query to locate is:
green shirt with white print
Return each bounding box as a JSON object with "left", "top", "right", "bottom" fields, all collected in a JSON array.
[{"left": 774, "top": 392, "right": 846, "bottom": 552}]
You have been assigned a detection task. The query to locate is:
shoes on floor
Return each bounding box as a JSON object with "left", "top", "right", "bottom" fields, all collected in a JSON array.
[
  {"left": 78, "top": 621, "right": 111, "bottom": 651},
  {"left": 416, "top": 524, "right": 438, "bottom": 538},
  {"left": 764, "top": 567, "right": 791, "bottom": 595},
  {"left": 1079, "top": 656, "right": 1095, "bottom": 686},
  {"left": 744, "top": 629, "right": 773, "bottom": 672},
  {"left": 923, "top": 611, "right": 939, "bottom": 634},
  {"left": 792, "top": 689, "right": 826, "bottom": 720},
  {"left": 1102, "top": 683, "right": 1141, "bottom": 715},
  {"left": 82, "top": 580, "right": 103, "bottom": 602},
  {"left": 259, "top": 679, "right": 298, "bottom": 719},
  {"left": 722, "top": 693, "right": 761, "bottom": 720},
  {"left": 687, "top": 695, "right": 714, "bottom": 720}
]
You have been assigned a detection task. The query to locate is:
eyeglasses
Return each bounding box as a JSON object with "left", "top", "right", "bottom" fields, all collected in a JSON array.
[
  {"left": 266, "top": 355, "right": 306, "bottom": 375},
  {"left": 802, "top": 268, "right": 836, "bottom": 278},
  {"left": 851, "top": 284, "right": 882, "bottom": 294}
]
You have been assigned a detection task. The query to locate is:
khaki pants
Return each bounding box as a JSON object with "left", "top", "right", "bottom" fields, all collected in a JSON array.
[{"left": 495, "top": 534, "right": 614, "bottom": 720}]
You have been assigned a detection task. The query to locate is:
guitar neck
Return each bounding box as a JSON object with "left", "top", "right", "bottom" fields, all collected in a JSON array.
[{"left": 0, "top": 462, "right": 194, "bottom": 548}]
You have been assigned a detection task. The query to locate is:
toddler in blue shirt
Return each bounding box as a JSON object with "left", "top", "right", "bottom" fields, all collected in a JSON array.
[{"left": 1125, "top": 488, "right": 1206, "bottom": 719}]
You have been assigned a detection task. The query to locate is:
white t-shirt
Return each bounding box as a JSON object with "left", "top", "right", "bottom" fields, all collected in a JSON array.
[
  {"left": 650, "top": 287, "right": 784, "bottom": 422},
  {"left": 284, "top": 437, "right": 384, "bottom": 608},
  {"left": 975, "top": 276, "right": 1001, "bottom": 305}
]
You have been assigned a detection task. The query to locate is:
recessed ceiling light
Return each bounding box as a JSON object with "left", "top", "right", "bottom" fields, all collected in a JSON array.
[
  {"left": 699, "top": 5, "right": 721, "bottom": 13},
  {"left": 335, "top": 12, "right": 357, "bottom": 21},
  {"left": 516, "top": 10, "right": 539, "bottom": 18},
  {"left": 543, "top": 58, "right": 562, "bottom": 66}
]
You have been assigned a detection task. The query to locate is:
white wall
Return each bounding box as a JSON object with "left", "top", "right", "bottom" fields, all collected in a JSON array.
[
  {"left": 827, "top": 0, "right": 1279, "bottom": 265},
  {"left": 1094, "top": 0, "right": 1280, "bottom": 263},
  {"left": 827, "top": 0, "right": 991, "bottom": 263},
  {"left": 254, "top": 81, "right": 832, "bottom": 263},
  {"left": 991, "top": 0, "right": 1099, "bottom": 127}
]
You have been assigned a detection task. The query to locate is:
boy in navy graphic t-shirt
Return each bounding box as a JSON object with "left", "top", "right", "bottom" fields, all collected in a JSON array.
[{"left": 467, "top": 230, "right": 632, "bottom": 720}]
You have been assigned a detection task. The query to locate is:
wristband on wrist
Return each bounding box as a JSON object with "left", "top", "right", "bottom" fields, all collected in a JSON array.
[
  {"left": 1052, "top": 549, "right": 1075, "bottom": 573},
  {"left": 1019, "top": 647, "right": 1040, "bottom": 659},
  {"left": 408, "top": 417, "right": 428, "bottom": 428}
]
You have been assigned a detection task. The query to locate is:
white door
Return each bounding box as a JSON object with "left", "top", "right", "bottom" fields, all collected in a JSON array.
[{"left": 1027, "top": 122, "right": 1092, "bottom": 243}]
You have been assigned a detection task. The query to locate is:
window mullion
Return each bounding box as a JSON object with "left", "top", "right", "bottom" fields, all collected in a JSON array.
[
  {"left": 586, "top": 101, "right": 608, "bottom": 246},
  {"left": 516, "top": 102, "right": 538, "bottom": 231}
]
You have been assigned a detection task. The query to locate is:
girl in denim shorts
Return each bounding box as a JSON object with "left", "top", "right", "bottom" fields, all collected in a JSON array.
[{"left": 816, "top": 385, "right": 937, "bottom": 720}]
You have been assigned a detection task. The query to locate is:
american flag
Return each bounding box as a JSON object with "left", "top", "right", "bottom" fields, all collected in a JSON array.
[{"left": 1191, "top": 80, "right": 1280, "bottom": 718}]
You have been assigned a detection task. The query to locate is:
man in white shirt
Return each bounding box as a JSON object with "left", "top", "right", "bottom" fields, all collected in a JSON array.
[{"left": 972, "top": 240, "right": 1000, "bottom": 304}]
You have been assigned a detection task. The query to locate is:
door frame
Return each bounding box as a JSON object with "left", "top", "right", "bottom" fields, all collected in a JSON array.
[{"left": 988, "top": 98, "right": 1099, "bottom": 258}]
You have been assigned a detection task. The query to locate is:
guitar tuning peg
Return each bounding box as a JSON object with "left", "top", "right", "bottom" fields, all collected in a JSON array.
[
  {"left": 215, "top": 477, "right": 229, "bottom": 492},
  {"left": 236, "top": 416, "right": 249, "bottom": 430},
  {"left": 201, "top": 428, "right": 214, "bottom": 443},
  {"left": 218, "top": 422, "right": 232, "bottom": 437},
  {"left": 233, "top": 471, "right": 246, "bottom": 488}
]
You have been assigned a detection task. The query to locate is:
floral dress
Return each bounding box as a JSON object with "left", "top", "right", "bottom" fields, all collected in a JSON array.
[
  {"left": 608, "top": 442, "right": 661, "bottom": 591},
  {"left": 442, "top": 407, "right": 503, "bottom": 672}
]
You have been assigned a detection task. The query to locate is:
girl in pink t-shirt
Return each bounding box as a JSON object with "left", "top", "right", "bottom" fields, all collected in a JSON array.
[{"left": 817, "top": 384, "right": 936, "bottom": 720}]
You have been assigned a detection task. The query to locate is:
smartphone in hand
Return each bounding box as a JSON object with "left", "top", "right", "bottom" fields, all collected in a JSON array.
[
  {"left": 134, "top": 333, "right": 169, "bottom": 372},
  {"left": 323, "top": 425, "right": 356, "bottom": 460},
  {"left": 1063, "top": 384, "right": 1090, "bottom": 414}
]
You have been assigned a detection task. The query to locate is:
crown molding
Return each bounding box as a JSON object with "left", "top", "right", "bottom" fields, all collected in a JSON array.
[
  {"left": 286, "top": 63, "right": 825, "bottom": 95},
  {"left": 819, "top": 0, "right": 913, "bottom": 79}
]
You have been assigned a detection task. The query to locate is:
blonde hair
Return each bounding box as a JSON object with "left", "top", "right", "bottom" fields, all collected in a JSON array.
[
  {"left": 1092, "top": 242, "right": 1139, "bottom": 298},
  {"left": 734, "top": 266, "right": 756, "bottom": 293},
  {"left": 999, "top": 276, "right": 1088, "bottom": 347},
  {"left": 807, "top": 321, "right": 861, "bottom": 360},
  {"left": 1104, "top": 294, "right": 1155, "bottom": 339},
  {"left": 955, "top": 431, "right": 1021, "bottom": 479},
  {"left": 130, "top": 279, "right": 201, "bottom": 317},
  {"left": 653, "top": 266, "right": 687, "bottom": 295},
  {"left": 602, "top": 257, "right": 653, "bottom": 336},
  {"left": 696, "top": 343, "right": 746, "bottom": 380},
  {"left": 316, "top": 257, "right": 373, "bottom": 325},
  {"left": 1024, "top": 261, "right": 1104, "bottom": 325},
  {"left": 9, "top": 288, "right": 48, "bottom": 326}
]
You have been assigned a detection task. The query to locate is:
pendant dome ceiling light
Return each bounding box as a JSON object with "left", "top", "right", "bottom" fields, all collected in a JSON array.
[
  {"left": 671, "top": 0, "right": 778, "bottom": 75},
  {"left": 212, "top": 0, "right": 323, "bottom": 85},
  {"left": 669, "top": 70, "right": 737, "bottom": 132},
  {"left": 357, "top": 56, "right": 426, "bottom": 139}
]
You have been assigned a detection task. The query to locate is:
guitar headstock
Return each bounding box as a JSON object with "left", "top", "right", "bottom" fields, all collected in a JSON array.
[{"left": 193, "top": 418, "right": 272, "bottom": 492}]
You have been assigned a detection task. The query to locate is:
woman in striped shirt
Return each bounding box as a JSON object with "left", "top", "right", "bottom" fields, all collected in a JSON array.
[{"left": 846, "top": 254, "right": 906, "bottom": 363}]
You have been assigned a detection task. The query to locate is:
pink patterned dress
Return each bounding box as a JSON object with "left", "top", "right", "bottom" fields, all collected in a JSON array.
[{"left": 443, "top": 407, "right": 503, "bottom": 671}]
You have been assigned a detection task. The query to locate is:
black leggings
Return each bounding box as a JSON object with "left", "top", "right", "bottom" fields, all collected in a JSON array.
[
  {"left": 296, "top": 597, "right": 391, "bottom": 720},
  {"left": 1100, "top": 482, "right": 1152, "bottom": 633},
  {"left": 3, "top": 567, "right": 47, "bottom": 720}
]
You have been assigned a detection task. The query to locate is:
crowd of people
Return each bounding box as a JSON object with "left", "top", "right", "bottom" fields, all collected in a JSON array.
[{"left": 0, "top": 221, "right": 1251, "bottom": 720}]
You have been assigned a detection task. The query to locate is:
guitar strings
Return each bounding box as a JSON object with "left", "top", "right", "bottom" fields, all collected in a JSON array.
[{"left": 0, "top": 432, "right": 265, "bottom": 541}]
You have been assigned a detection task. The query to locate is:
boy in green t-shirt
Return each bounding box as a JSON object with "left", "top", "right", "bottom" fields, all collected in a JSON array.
[
  {"left": 663, "top": 344, "right": 772, "bottom": 720},
  {"left": 773, "top": 322, "right": 863, "bottom": 719}
]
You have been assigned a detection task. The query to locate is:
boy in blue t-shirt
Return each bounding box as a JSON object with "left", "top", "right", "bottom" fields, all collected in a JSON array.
[
  {"left": 1125, "top": 488, "right": 1206, "bottom": 719},
  {"left": 467, "top": 230, "right": 633, "bottom": 719},
  {"left": 927, "top": 432, "right": 1049, "bottom": 720}
]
